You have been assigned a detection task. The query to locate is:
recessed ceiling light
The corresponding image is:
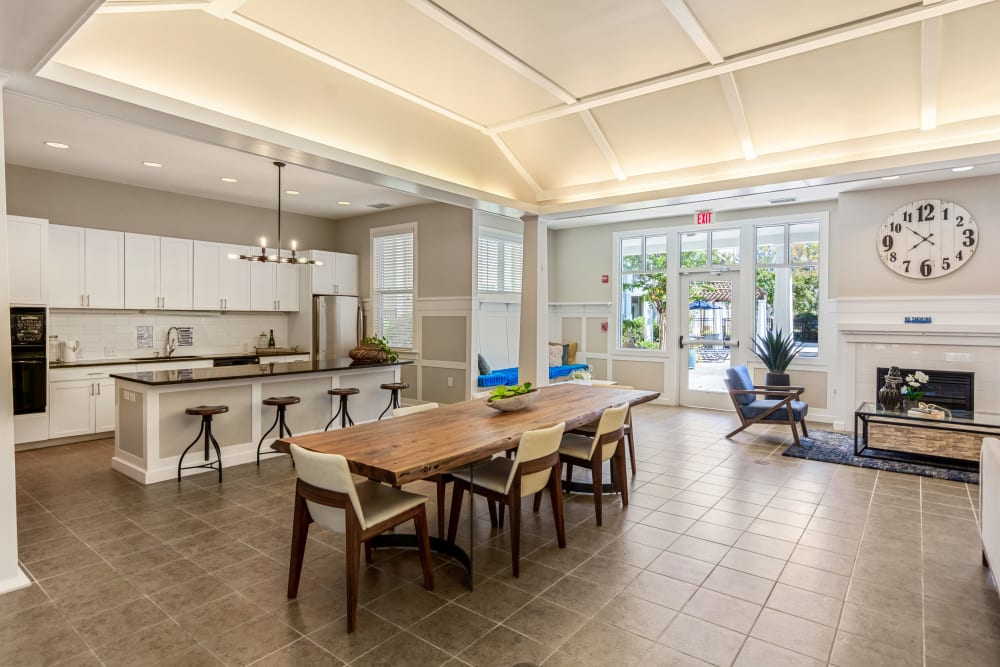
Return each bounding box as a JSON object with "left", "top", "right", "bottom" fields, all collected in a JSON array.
[
  {"left": 142, "top": 161, "right": 163, "bottom": 168},
  {"left": 880, "top": 175, "right": 900, "bottom": 180},
  {"left": 220, "top": 177, "right": 238, "bottom": 183},
  {"left": 44, "top": 141, "right": 70, "bottom": 149},
  {"left": 952, "top": 165, "right": 974, "bottom": 172},
  {"left": 337, "top": 201, "right": 352, "bottom": 206},
  {"left": 284, "top": 189, "right": 300, "bottom": 195}
]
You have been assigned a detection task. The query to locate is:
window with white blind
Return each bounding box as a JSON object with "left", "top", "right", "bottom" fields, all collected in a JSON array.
[
  {"left": 478, "top": 231, "right": 523, "bottom": 294},
  {"left": 372, "top": 225, "right": 415, "bottom": 349}
]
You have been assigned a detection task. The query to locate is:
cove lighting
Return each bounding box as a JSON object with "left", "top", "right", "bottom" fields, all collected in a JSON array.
[
  {"left": 880, "top": 175, "right": 900, "bottom": 180},
  {"left": 284, "top": 189, "right": 300, "bottom": 195},
  {"left": 44, "top": 141, "right": 70, "bottom": 149},
  {"left": 952, "top": 166, "right": 974, "bottom": 172},
  {"left": 337, "top": 201, "right": 352, "bottom": 206},
  {"left": 221, "top": 177, "right": 238, "bottom": 183},
  {"left": 142, "top": 161, "right": 163, "bottom": 168}
]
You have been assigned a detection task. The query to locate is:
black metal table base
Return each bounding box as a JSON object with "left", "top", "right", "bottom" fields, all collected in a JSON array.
[
  {"left": 368, "top": 534, "right": 473, "bottom": 582},
  {"left": 854, "top": 410, "right": 987, "bottom": 473}
]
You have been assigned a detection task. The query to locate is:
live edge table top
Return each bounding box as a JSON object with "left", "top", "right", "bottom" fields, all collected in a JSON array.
[{"left": 274, "top": 384, "right": 659, "bottom": 486}]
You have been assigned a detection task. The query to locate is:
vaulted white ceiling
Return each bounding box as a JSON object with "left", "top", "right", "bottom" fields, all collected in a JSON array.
[{"left": 26, "top": 0, "right": 1000, "bottom": 214}]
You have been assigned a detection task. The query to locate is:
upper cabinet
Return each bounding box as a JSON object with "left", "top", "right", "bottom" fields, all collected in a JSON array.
[
  {"left": 308, "top": 251, "right": 358, "bottom": 296},
  {"left": 7, "top": 216, "right": 48, "bottom": 306},
  {"left": 124, "top": 234, "right": 194, "bottom": 310},
  {"left": 49, "top": 225, "right": 124, "bottom": 309},
  {"left": 250, "top": 249, "right": 300, "bottom": 311},
  {"left": 192, "top": 241, "right": 251, "bottom": 311}
]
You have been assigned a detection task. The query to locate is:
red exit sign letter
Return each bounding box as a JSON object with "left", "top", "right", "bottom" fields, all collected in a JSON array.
[{"left": 696, "top": 211, "right": 713, "bottom": 225}]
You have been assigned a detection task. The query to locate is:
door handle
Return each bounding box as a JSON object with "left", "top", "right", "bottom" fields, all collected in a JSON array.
[
  {"left": 678, "top": 336, "right": 684, "bottom": 349},
  {"left": 97, "top": 383, "right": 101, "bottom": 396}
]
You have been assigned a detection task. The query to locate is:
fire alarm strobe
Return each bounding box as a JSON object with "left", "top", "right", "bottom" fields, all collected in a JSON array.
[{"left": 601, "top": 274, "right": 609, "bottom": 283}]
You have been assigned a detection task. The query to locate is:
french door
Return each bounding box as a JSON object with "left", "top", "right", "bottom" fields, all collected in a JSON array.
[{"left": 679, "top": 272, "right": 741, "bottom": 409}]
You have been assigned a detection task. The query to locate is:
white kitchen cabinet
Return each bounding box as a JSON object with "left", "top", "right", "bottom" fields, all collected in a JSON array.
[
  {"left": 307, "top": 250, "right": 357, "bottom": 295},
  {"left": 7, "top": 216, "right": 48, "bottom": 306},
  {"left": 49, "top": 365, "right": 135, "bottom": 438},
  {"left": 250, "top": 250, "right": 300, "bottom": 311},
  {"left": 48, "top": 225, "right": 124, "bottom": 308},
  {"left": 192, "top": 241, "right": 250, "bottom": 310},
  {"left": 125, "top": 233, "right": 193, "bottom": 309}
]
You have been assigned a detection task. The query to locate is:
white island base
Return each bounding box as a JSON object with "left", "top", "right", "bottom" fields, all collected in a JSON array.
[{"left": 112, "top": 361, "right": 404, "bottom": 484}]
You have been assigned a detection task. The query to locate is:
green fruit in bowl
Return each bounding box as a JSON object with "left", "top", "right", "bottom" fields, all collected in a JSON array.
[{"left": 489, "top": 383, "right": 534, "bottom": 400}]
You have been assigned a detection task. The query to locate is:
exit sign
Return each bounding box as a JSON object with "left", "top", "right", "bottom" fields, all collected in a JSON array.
[{"left": 696, "top": 211, "right": 713, "bottom": 225}]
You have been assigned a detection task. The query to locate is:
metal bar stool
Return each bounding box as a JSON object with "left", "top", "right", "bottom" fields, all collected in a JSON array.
[
  {"left": 257, "top": 396, "right": 300, "bottom": 465},
  {"left": 378, "top": 382, "right": 409, "bottom": 420},
  {"left": 326, "top": 388, "right": 359, "bottom": 430},
  {"left": 178, "top": 405, "right": 228, "bottom": 483}
]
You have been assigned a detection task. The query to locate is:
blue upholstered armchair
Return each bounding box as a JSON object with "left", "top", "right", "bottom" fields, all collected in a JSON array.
[{"left": 724, "top": 365, "right": 809, "bottom": 445}]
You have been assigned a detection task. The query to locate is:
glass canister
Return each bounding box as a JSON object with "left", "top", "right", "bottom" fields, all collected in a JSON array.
[{"left": 48, "top": 335, "right": 61, "bottom": 361}]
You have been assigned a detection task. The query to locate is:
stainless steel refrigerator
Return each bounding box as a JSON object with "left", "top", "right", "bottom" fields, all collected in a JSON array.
[{"left": 312, "top": 295, "right": 362, "bottom": 360}]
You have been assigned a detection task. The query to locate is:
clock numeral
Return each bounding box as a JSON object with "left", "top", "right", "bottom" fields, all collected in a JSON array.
[
  {"left": 920, "top": 259, "right": 933, "bottom": 277},
  {"left": 891, "top": 222, "right": 902, "bottom": 233},
  {"left": 881, "top": 235, "right": 894, "bottom": 251},
  {"left": 888, "top": 251, "right": 897, "bottom": 263},
  {"left": 962, "top": 229, "right": 976, "bottom": 247},
  {"left": 902, "top": 212, "right": 912, "bottom": 224},
  {"left": 956, "top": 250, "right": 964, "bottom": 260},
  {"left": 942, "top": 257, "right": 951, "bottom": 270},
  {"left": 956, "top": 215, "right": 964, "bottom": 227},
  {"left": 918, "top": 203, "right": 935, "bottom": 222},
  {"left": 902, "top": 260, "right": 911, "bottom": 273},
  {"left": 943, "top": 207, "right": 949, "bottom": 221}
]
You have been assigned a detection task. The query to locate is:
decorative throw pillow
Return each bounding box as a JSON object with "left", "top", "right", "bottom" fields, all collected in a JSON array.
[
  {"left": 567, "top": 342, "right": 578, "bottom": 364},
  {"left": 477, "top": 353, "right": 491, "bottom": 376},
  {"left": 548, "top": 344, "right": 563, "bottom": 367}
]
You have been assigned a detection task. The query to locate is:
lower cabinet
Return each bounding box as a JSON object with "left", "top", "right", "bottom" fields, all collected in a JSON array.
[{"left": 48, "top": 367, "right": 133, "bottom": 438}]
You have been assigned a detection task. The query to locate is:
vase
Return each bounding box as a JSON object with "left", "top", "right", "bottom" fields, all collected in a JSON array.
[{"left": 878, "top": 366, "right": 903, "bottom": 411}]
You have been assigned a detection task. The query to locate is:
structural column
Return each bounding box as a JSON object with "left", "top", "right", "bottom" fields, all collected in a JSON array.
[
  {"left": 0, "top": 72, "right": 30, "bottom": 594},
  {"left": 517, "top": 214, "right": 549, "bottom": 387}
]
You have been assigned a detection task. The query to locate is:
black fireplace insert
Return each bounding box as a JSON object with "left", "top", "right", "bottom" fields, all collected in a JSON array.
[{"left": 876, "top": 367, "right": 974, "bottom": 412}]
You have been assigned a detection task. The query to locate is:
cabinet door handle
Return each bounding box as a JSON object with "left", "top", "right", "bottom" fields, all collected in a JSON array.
[
  {"left": 86, "top": 294, "right": 91, "bottom": 306},
  {"left": 96, "top": 383, "right": 101, "bottom": 396},
  {"left": 81, "top": 294, "right": 85, "bottom": 306},
  {"left": 90, "top": 383, "right": 95, "bottom": 396}
]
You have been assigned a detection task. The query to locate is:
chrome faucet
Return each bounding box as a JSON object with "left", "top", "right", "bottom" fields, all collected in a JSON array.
[{"left": 165, "top": 327, "right": 180, "bottom": 358}]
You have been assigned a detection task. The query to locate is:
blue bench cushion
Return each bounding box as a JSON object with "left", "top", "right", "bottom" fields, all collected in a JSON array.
[
  {"left": 741, "top": 399, "right": 808, "bottom": 421},
  {"left": 477, "top": 364, "right": 589, "bottom": 387}
]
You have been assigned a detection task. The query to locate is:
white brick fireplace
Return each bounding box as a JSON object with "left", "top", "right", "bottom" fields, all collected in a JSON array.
[{"left": 834, "top": 296, "right": 1000, "bottom": 429}]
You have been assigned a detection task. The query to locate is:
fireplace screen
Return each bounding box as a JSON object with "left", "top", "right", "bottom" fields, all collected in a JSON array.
[{"left": 876, "top": 367, "right": 974, "bottom": 412}]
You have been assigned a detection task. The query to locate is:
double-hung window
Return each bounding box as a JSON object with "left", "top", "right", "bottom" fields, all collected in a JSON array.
[
  {"left": 372, "top": 225, "right": 414, "bottom": 349},
  {"left": 478, "top": 230, "right": 522, "bottom": 294},
  {"left": 619, "top": 234, "right": 667, "bottom": 350},
  {"left": 754, "top": 222, "right": 820, "bottom": 357}
]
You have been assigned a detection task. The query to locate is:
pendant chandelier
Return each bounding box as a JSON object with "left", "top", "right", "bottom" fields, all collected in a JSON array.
[{"left": 234, "top": 161, "right": 321, "bottom": 265}]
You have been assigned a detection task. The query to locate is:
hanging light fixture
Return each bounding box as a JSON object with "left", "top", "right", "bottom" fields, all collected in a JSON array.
[{"left": 233, "top": 161, "right": 321, "bottom": 265}]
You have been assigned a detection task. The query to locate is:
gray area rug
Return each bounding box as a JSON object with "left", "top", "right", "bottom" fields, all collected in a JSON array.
[{"left": 782, "top": 429, "right": 979, "bottom": 484}]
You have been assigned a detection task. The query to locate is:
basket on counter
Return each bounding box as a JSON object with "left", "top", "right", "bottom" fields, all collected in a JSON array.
[{"left": 348, "top": 344, "right": 390, "bottom": 363}]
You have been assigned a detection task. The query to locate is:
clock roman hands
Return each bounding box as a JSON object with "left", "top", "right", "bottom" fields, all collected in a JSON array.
[{"left": 906, "top": 226, "right": 935, "bottom": 250}]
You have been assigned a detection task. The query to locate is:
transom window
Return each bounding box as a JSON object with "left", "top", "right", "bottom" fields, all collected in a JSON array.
[
  {"left": 755, "top": 222, "right": 820, "bottom": 356},
  {"left": 478, "top": 230, "right": 522, "bottom": 294}
]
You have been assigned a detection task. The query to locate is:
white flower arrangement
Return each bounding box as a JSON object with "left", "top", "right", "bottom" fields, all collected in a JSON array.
[{"left": 904, "top": 370, "right": 930, "bottom": 401}]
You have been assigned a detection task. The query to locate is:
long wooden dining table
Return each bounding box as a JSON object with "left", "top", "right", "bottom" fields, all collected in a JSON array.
[{"left": 273, "top": 383, "right": 660, "bottom": 583}]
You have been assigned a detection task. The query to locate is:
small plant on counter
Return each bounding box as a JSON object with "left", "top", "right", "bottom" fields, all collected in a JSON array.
[
  {"left": 358, "top": 335, "right": 398, "bottom": 363},
  {"left": 489, "top": 382, "right": 534, "bottom": 400}
]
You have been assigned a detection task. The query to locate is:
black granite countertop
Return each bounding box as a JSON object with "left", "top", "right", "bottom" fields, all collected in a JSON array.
[
  {"left": 110, "top": 358, "right": 411, "bottom": 385},
  {"left": 49, "top": 352, "right": 308, "bottom": 369}
]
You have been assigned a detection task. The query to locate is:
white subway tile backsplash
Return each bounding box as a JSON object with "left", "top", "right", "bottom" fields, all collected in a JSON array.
[{"left": 49, "top": 310, "right": 290, "bottom": 360}]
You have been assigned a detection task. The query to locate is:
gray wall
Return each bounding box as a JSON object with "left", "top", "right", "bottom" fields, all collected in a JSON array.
[
  {"left": 5, "top": 164, "right": 339, "bottom": 249},
  {"left": 335, "top": 202, "right": 473, "bottom": 299},
  {"left": 833, "top": 174, "right": 999, "bottom": 299}
]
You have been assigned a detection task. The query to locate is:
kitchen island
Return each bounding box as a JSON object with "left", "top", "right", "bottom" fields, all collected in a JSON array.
[{"left": 111, "top": 359, "right": 410, "bottom": 483}]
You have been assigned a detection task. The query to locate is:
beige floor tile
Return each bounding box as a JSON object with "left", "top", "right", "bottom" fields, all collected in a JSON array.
[
  {"left": 734, "top": 637, "right": 824, "bottom": 667},
  {"left": 559, "top": 618, "right": 655, "bottom": 666},
  {"left": 765, "top": 582, "right": 842, "bottom": 627},
  {"left": 351, "top": 630, "right": 451, "bottom": 667},
  {"left": 625, "top": 570, "right": 698, "bottom": 610},
  {"left": 829, "top": 629, "right": 921, "bottom": 667},
  {"left": 459, "top": 625, "right": 549, "bottom": 667},
  {"left": 647, "top": 550, "right": 715, "bottom": 586},
  {"left": 658, "top": 613, "right": 746, "bottom": 667},
  {"left": 504, "top": 597, "right": 587, "bottom": 646},
  {"left": 307, "top": 609, "right": 401, "bottom": 663},
  {"left": 702, "top": 566, "right": 775, "bottom": 605},
  {"left": 681, "top": 587, "right": 762, "bottom": 633},
  {"left": 719, "top": 548, "right": 785, "bottom": 580},
  {"left": 751, "top": 608, "right": 835, "bottom": 661}
]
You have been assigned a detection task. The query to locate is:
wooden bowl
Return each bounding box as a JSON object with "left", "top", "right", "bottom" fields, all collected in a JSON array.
[{"left": 485, "top": 390, "right": 538, "bottom": 412}]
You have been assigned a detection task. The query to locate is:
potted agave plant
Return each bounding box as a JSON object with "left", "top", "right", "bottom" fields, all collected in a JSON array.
[{"left": 751, "top": 329, "right": 803, "bottom": 387}]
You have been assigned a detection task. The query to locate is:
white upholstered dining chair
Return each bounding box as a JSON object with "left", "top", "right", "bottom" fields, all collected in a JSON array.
[
  {"left": 391, "top": 402, "right": 450, "bottom": 537},
  {"left": 287, "top": 444, "right": 434, "bottom": 633},
  {"left": 559, "top": 402, "right": 630, "bottom": 526}
]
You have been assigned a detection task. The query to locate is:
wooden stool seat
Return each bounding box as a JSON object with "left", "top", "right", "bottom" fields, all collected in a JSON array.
[
  {"left": 378, "top": 382, "right": 409, "bottom": 420},
  {"left": 328, "top": 388, "right": 360, "bottom": 397},
  {"left": 179, "top": 405, "right": 228, "bottom": 482},
  {"left": 185, "top": 405, "right": 229, "bottom": 417},
  {"left": 263, "top": 396, "right": 301, "bottom": 407}
]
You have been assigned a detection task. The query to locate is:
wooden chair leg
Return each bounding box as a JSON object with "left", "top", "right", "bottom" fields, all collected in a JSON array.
[
  {"left": 549, "top": 470, "right": 566, "bottom": 548},
  {"left": 363, "top": 542, "right": 373, "bottom": 564},
  {"left": 591, "top": 454, "right": 603, "bottom": 526},
  {"left": 509, "top": 492, "right": 521, "bottom": 577},
  {"left": 627, "top": 426, "right": 637, "bottom": 476},
  {"left": 564, "top": 461, "right": 574, "bottom": 490},
  {"left": 447, "top": 482, "right": 465, "bottom": 543},
  {"left": 800, "top": 418, "right": 809, "bottom": 437},
  {"left": 532, "top": 490, "right": 543, "bottom": 513},
  {"left": 287, "top": 492, "right": 311, "bottom": 599},
  {"left": 413, "top": 508, "right": 435, "bottom": 591},
  {"left": 498, "top": 502, "right": 506, "bottom": 529},
  {"left": 615, "top": 443, "right": 629, "bottom": 508},
  {"left": 345, "top": 518, "right": 361, "bottom": 633},
  {"left": 487, "top": 498, "right": 498, "bottom": 527}
]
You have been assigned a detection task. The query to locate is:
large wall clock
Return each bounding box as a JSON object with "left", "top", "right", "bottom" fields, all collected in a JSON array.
[{"left": 877, "top": 199, "right": 978, "bottom": 279}]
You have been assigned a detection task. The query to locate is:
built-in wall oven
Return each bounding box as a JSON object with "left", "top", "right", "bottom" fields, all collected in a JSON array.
[{"left": 11, "top": 307, "right": 46, "bottom": 415}]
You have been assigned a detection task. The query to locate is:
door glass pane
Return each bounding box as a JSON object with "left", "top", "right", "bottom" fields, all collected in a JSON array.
[
  {"left": 680, "top": 232, "right": 708, "bottom": 268},
  {"left": 645, "top": 235, "right": 667, "bottom": 270},
  {"left": 792, "top": 266, "right": 819, "bottom": 357},
  {"left": 755, "top": 267, "right": 775, "bottom": 340},
  {"left": 756, "top": 225, "right": 785, "bottom": 265},
  {"left": 790, "top": 222, "right": 819, "bottom": 263},
  {"left": 711, "top": 229, "right": 741, "bottom": 265},
  {"left": 687, "top": 279, "right": 732, "bottom": 393}
]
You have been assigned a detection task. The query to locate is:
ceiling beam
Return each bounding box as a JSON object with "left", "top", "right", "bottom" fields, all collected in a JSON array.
[
  {"left": 718, "top": 74, "right": 756, "bottom": 160},
  {"left": 203, "top": 0, "right": 247, "bottom": 20},
  {"left": 921, "top": 16, "right": 943, "bottom": 130},
  {"left": 659, "top": 0, "right": 723, "bottom": 64},
  {"left": 97, "top": 1, "right": 207, "bottom": 13},
  {"left": 579, "top": 111, "right": 626, "bottom": 181},
  {"left": 488, "top": 134, "right": 543, "bottom": 196},
  {"left": 490, "top": 0, "right": 995, "bottom": 134}
]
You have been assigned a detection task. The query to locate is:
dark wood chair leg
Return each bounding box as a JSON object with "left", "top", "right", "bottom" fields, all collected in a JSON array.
[
  {"left": 532, "top": 490, "right": 543, "bottom": 513},
  {"left": 413, "top": 508, "right": 435, "bottom": 591},
  {"left": 627, "top": 425, "right": 637, "bottom": 476},
  {"left": 498, "top": 502, "right": 505, "bottom": 529},
  {"left": 564, "top": 461, "right": 574, "bottom": 490},
  {"left": 615, "top": 443, "right": 629, "bottom": 508},
  {"left": 487, "top": 498, "right": 498, "bottom": 527},
  {"left": 287, "top": 492, "right": 311, "bottom": 599},
  {"left": 509, "top": 492, "right": 521, "bottom": 577},
  {"left": 363, "top": 541, "right": 373, "bottom": 564},
  {"left": 591, "top": 454, "right": 603, "bottom": 526},
  {"left": 549, "top": 470, "right": 566, "bottom": 548},
  {"left": 447, "top": 482, "right": 465, "bottom": 543},
  {"left": 800, "top": 419, "right": 809, "bottom": 437},
  {"left": 345, "top": 518, "right": 361, "bottom": 633}
]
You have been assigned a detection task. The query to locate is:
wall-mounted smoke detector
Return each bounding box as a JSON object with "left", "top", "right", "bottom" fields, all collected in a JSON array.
[{"left": 367, "top": 203, "right": 393, "bottom": 209}]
